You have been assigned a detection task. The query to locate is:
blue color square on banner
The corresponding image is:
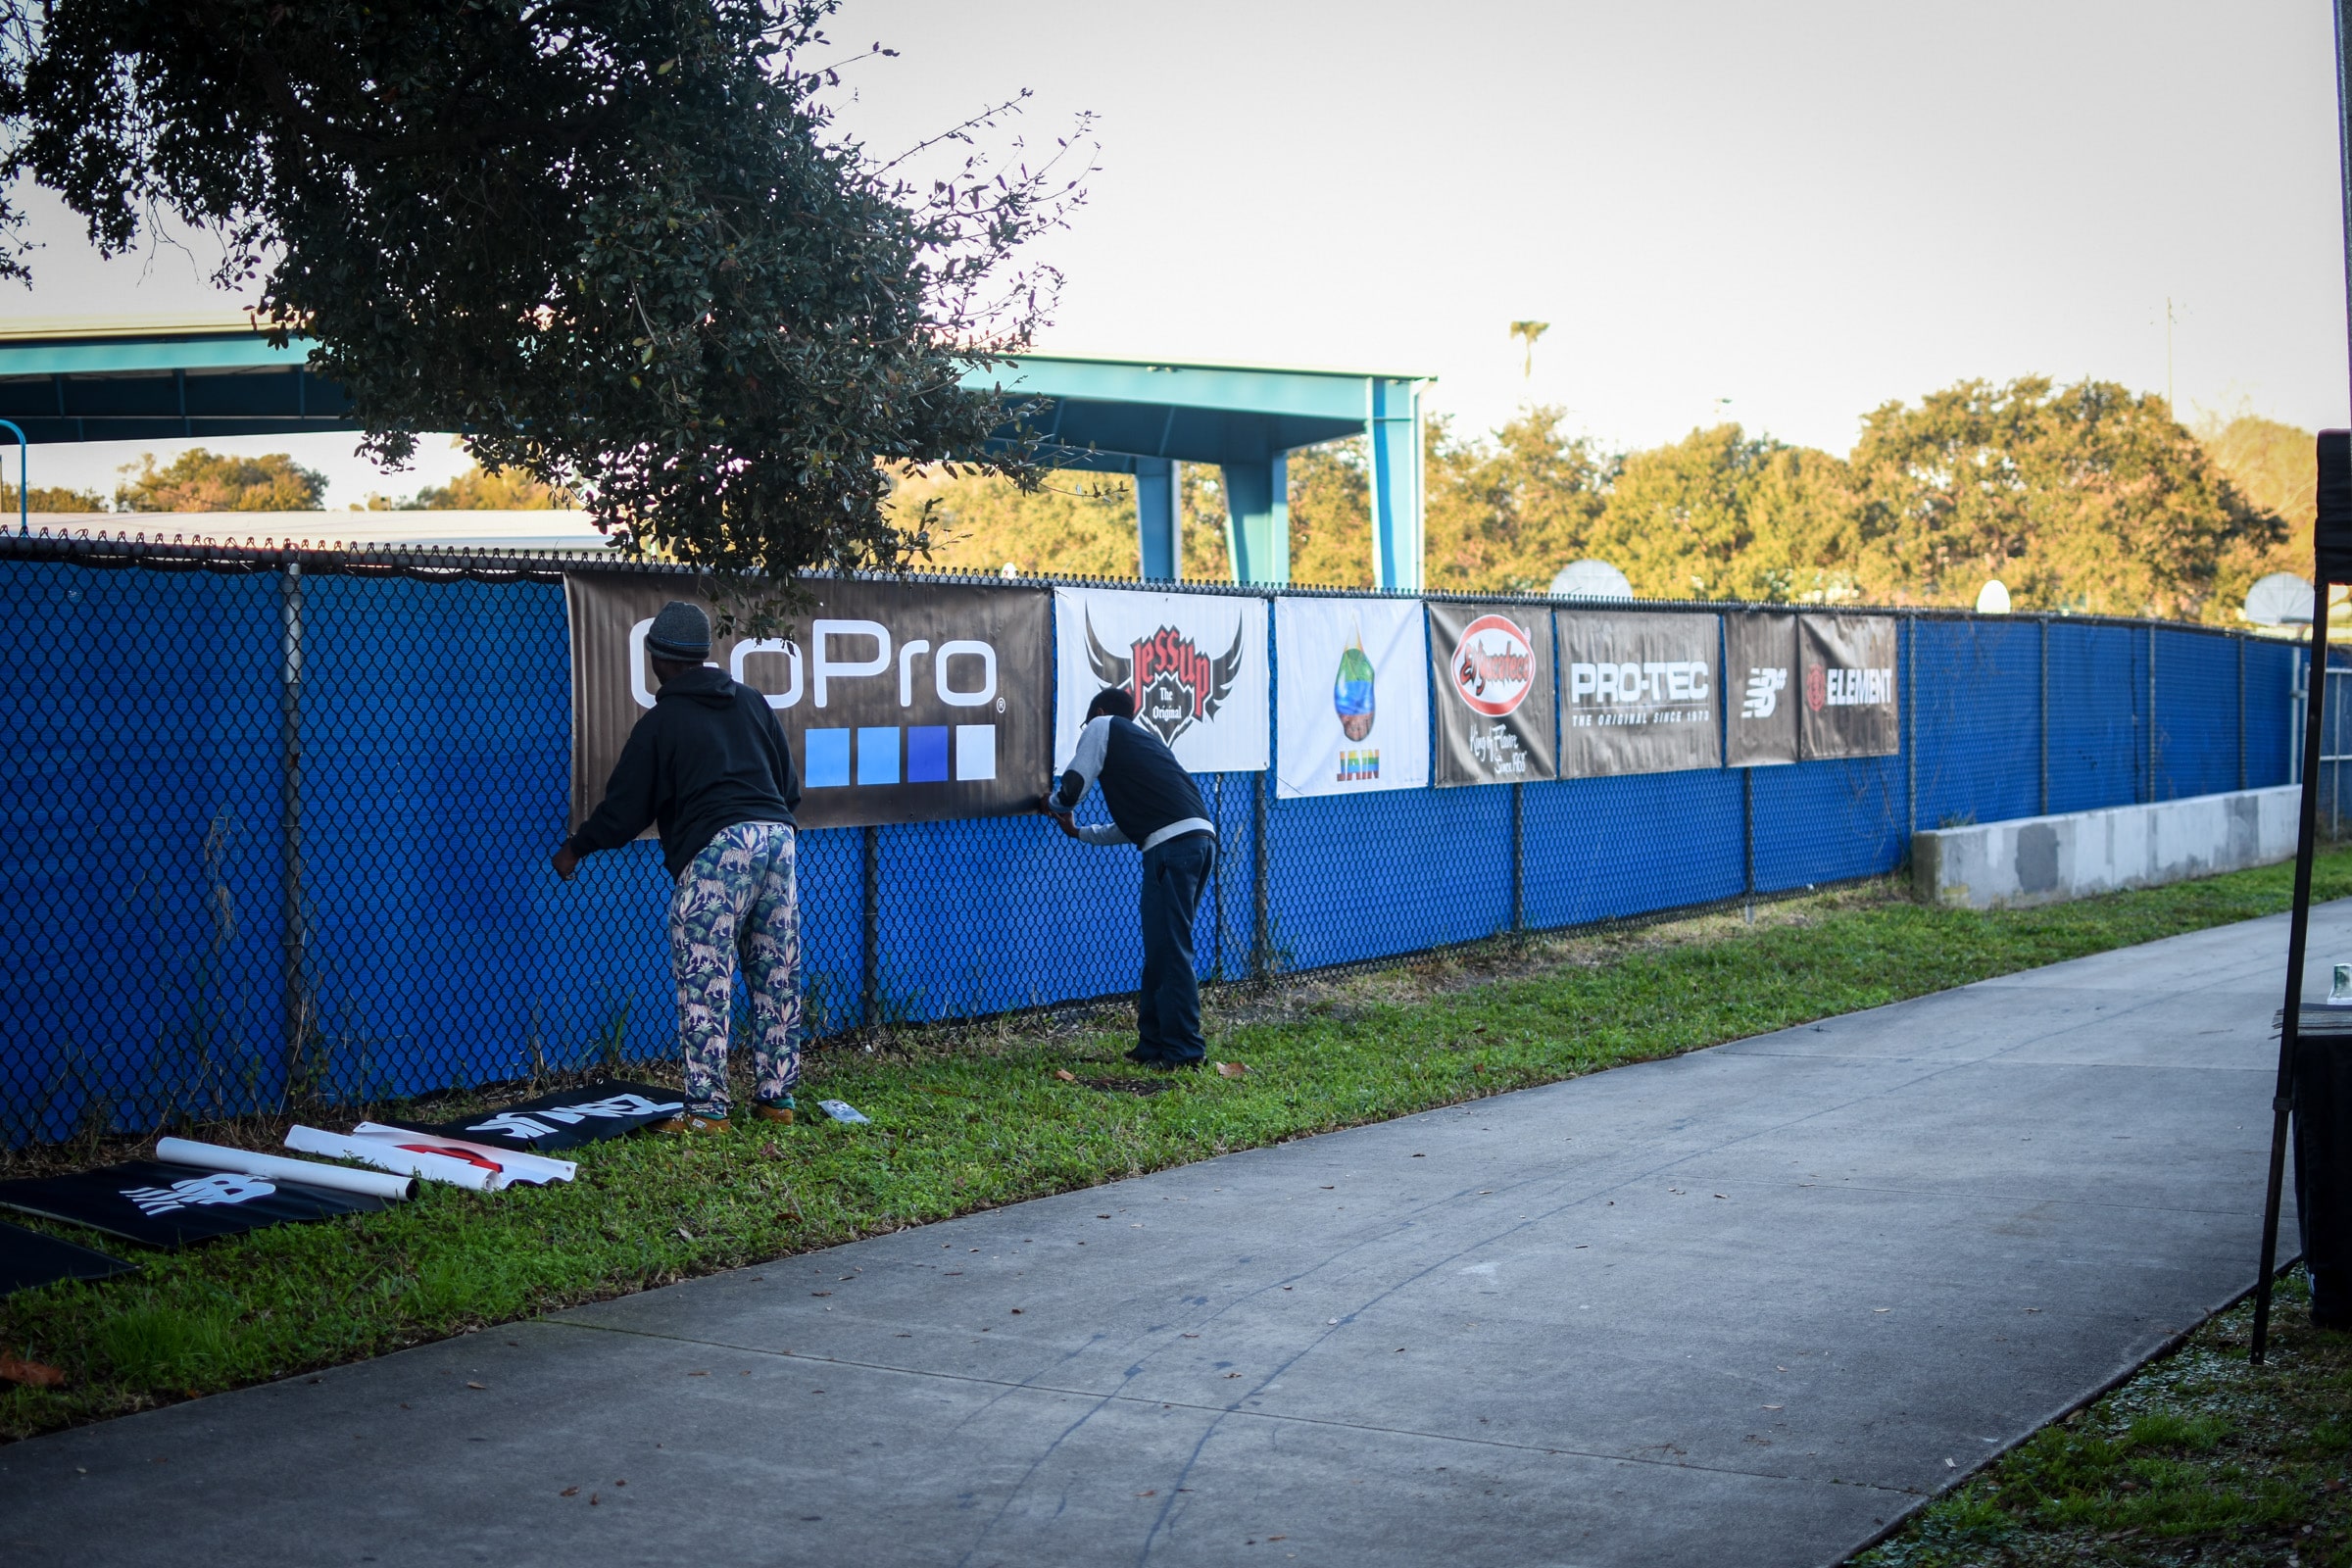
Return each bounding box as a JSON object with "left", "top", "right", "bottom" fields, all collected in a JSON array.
[
  {"left": 906, "top": 725, "right": 950, "bottom": 783},
  {"left": 856, "top": 726, "right": 901, "bottom": 785},
  {"left": 804, "top": 728, "right": 851, "bottom": 787}
]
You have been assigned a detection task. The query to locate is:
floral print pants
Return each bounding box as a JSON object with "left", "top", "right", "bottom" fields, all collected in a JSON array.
[{"left": 667, "top": 821, "right": 800, "bottom": 1118}]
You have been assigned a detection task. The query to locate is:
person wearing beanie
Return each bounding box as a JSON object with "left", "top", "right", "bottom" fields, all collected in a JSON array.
[
  {"left": 1040, "top": 686, "right": 1217, "bottom": 1068},
  {"left": 553, "top": 599, "right": 804, "bottom": 1134}
]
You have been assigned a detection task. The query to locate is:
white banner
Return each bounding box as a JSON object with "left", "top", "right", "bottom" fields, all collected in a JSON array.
[
  {"left": 1053, "top": 588, "right": 1269, "bottom": 773},
  {"left": 1275, "top": 598, "right": 1430, "bottom": 799}
]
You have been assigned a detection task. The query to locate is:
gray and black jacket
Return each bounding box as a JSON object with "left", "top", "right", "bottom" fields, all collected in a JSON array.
[{"left": 1052, "top": 715, "right": 1215, "bottom": 850}]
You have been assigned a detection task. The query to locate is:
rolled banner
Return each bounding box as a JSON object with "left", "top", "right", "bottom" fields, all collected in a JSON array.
[
  {"left": 154, "top": 1137, "right": 416, "bottom": 1202},
  {"left": 349, "top": 1123, "right": 577, "bottom": 1189},
  {"left": 284, "top": 1126, "right": 498, "bottom": 1193}
]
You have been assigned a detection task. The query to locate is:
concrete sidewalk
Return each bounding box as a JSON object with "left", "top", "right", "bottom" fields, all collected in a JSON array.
[{"left": 5, "top": 903, "right": 2337, "bottom": 1568}]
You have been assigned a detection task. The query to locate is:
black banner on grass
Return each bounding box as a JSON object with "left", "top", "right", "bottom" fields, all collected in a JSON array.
[
  {"left": 0, "top": 1219, "right": 137, "bottom": 1296},
  {"left": 0, "top": 1161, "right": 388, "bottom": 1250},
  {"left": 385, "top": 1080, "right": 683, "bottom": 1153}
]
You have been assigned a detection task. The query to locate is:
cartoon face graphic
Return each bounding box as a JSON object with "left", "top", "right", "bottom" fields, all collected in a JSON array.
[{"left": 1334, "top": 631, "right": 1376, "bottom": 742}]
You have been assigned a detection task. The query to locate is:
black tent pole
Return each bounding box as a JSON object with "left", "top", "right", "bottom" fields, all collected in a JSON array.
[{"left": 2262, "top": 0, "right": 2352, "bottom": 1364}]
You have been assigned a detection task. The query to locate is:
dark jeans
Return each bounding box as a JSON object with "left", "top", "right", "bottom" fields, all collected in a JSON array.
[{"left": 1137, "top": 832, "right": 1215, "bottom": 1063}]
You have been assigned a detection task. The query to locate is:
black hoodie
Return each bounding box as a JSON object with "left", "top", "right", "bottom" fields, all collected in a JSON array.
[{"left": 567, "top": 666, "right": 802, "bottom": 878}]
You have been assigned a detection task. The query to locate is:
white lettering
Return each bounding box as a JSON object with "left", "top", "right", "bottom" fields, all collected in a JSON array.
[
  {"left": 1569, "top": 662, "right": 1598, "bottom": 702},
  {"left": 730, "top": 639, "right": 802, "bottom": 709},
  {"left": 811, "top": 619, "right": 890, "bottom": 709},
  {"left": 897, "top": 639, "right": 932, "bottom": 708},
  {"left": 122, "top": 1172, "right": 277, "bottom": 1216},
  {"left": 934, "top": 640, "right": 998, "bottom": 708}
]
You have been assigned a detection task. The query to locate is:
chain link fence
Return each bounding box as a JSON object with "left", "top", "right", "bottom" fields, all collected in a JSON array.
[{"left": 0, "top": 532, "right": 2305, "bottom": 1145}]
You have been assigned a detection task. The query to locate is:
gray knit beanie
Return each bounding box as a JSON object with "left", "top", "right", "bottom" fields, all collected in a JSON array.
[{"left": 645, "top": 600, "right": 710, "bottom": 660}]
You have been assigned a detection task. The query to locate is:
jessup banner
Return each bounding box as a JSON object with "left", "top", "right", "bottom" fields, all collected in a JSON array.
[
  {"left": 566, "top": 574, "right": 1052, "bottom": 831},
  {"left": 1053, "top": 587, "right": 1269, "bottom": 773},
  {"left": 1725, "top": 611, "right": 1800, "bottom": 768},
  {"left": 1274, "top": 597, "right": 1430, "bottom": 799},
  {"left": 1555, "top": 611, "right": 1721, "bottom": 777},
  {"left": 1427, "top": 601, "right": 1556, "bottom": 786},
  {"left": 1797, "top": 613, "right": 1900, "bottom": 760}
]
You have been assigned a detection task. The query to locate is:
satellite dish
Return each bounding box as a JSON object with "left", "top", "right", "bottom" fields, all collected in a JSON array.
[
  {"left": 1976, "top": 579, "right": 2011, "bottom": 614},
  {"left": 2244, "top": 572, "right": 2315, "bottom": 626},
  {"left": 1550, "top": 559, "right": 1635, "bottom": 600}
]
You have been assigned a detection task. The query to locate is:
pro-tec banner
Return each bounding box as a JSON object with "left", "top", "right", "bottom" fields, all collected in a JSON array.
[
  {"left": 384, "top": 1080, "right": 683, "bottom": 1154},
  {"left": 1725, "top": 612, "right": 1800, "bottom": 767},
  {"left": 0, "top": 1161, "right": 388, "bottom": 1250},
  {"left": 1053, "top": 588, "right": 1269, "bottom": 773},
  {"left": 1274, "top": 598, "right": 1431, "bottom": 799},
  {"left": 567, "top": 574, "right": 1052, "bottom": 831},
  {"left": 1427, "top": 601, "right": 1556, "bottom": 786},
  {"left": 1798, "top": 613, "right": 1900, "bottom": 760},
  {"left": 1555, "top": 611, "right": 1721, "bottom": 777}
]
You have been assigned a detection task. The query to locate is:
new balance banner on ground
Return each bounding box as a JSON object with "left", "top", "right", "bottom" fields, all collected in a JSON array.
[
  {"left": 1555, "top": 611, "right": 1721, "bottom": 777},
  {"left": 567, "top": 573, "right": 1051, "bottom": 831},
  {"left": 0, "top": 1160, "right": 389, "bottom": 1249},
  {"left": 1726, "top": 612, "right": 1800, "bottom": 767},
  {"left": 0, "top": 1220, "right": 137, "bottom": 1297},
  {"left": 1053, "top": 588, "right": 1269, "bottom": 773},
  {"left": 1798, "top": 613, "right": 1900, "bottom": 760},
  {"left": 1274, "top": 598, "right": 1430, "bottom": 799},
  {"left": 382, "top": 1080, "right": 683, "bottom": 1153},
  {"left": 1428, "top": 601, "right": 1556, "bottom": 786}
]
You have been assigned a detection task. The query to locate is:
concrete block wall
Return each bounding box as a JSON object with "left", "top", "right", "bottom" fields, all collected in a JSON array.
[{"left": 1912, "top": 786, "right": 2302, "bottom": 909}]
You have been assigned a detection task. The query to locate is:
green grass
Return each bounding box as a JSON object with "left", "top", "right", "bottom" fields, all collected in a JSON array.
[
  {"left": 8, "top": 851, "right": 2352, "bottom": 1444},
  {"left": 1853, "top": 1275, "right": 2352, "bottom": 1567}
]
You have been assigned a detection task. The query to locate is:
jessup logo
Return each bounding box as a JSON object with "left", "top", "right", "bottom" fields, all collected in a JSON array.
[
  {"left": 1084, "top": 613, "right": 1246, "bottom": 747},
  {"left": 1449, "top": 614, "right": 1537, "bottom": 717}
]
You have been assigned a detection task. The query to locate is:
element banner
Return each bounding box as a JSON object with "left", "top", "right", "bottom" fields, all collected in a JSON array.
[
  {"left": 566, "top": 574, "right": 1051, "bottom": 831},
  {"left": 1053, "top": 588, "right": 1269, "bottom": 773},
  {"left": 1797, "top": 613, "right": 1900, "bottom": 760},
  {"left": 1725, "top": 612, "right": 1801, "bottom": 767},
  {"left": 1274, "top": 598, "right": 1431, "bottom": 799},
  {"left": 1555, "top": 611, "right": 1722, "bottom": 777},
  {"left": 1427, "top": 601, "right": 1556, "bottom": 786}
]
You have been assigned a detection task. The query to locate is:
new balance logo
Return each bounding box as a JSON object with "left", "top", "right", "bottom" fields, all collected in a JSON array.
[
  {"left": 122, "top": 1172, "right": 275, "bottom": 1215},
  {"left": 1741, "top": 666, "right": 1789, "bottom": 719}
]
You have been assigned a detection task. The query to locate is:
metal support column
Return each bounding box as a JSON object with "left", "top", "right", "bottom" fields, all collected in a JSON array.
[
  {"left": 1222, "top": 457, "right": 1291, "bottom": 587},
  {"left": 2039, "top": 617, "right": 2051, "bottom": 816},
  {"left": 859, "top": 824, "right": 880, "bottom": 1027},
  {"left": 278, "top": 554, "right": 309, "bottom": 1094},
  {"left": 1367, "top": 376, "right": 1425, "bottom": 592},
  {"left": 1134, "top": 457, "right": 1181, "bottom": 581},
  {"left": 0, "top": 417, "right": 24, "bottom": 536}
]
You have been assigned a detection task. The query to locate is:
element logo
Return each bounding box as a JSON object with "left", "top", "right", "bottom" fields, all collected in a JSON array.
[
  {"left": 1805, "top": 664, "right": 1892, "bottom": 711},
  {"left": 1448, "top": 614, "right": 1538, "bottom": 717},
  {"left": 1084, "top": 614, "right": 1247, "bottom": 746}
]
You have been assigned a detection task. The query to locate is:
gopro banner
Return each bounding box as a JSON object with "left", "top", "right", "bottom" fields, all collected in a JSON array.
[
  {"left": 1054, "top": 587, "right": 1270, "bottom": 773},
  {"left": 567, "top": 573, "right": 1052, "bottom": 831},
  {"left": 1798, "top": 613, "right": 1900, "bottom": 760},
  {"left": 382, "top": 1080, "right": 683, "bottom": 1154},
  {"left": 0, "top": 1161, "right": 388, "bottom": 1250},
  {"left": 1725, "top": 612, "right": 1800, "bottom": 768},
  {"left": 1555, "top": 611, "right": 1721, "bottom": 777},
  {"left": 1274, "top": 598, "right": 1431, "bottom": 799},
  {"left": 1428, "top": 601, "right": 1556, "bottom": 786}
]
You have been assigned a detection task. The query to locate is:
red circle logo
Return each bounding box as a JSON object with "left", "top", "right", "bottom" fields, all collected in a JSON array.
[
  {"left": 1804, "top": 664, "right": 1827, "bottom": 711},
  {"left": 1449, "top": 614, "right": 1537, "bottom": 717}
]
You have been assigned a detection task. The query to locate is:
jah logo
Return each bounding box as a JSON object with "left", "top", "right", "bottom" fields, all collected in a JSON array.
[{"left": 1084, "top": 613, "right": 1248, "bottom": 747}]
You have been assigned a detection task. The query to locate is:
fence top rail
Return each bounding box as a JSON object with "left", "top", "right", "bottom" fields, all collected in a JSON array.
[{"left": 0, "top": 524, "right": 2284, "bottom": 641}]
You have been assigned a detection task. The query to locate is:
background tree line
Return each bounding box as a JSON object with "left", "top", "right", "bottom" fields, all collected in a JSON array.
[{"left": 889, "top": 376, "right": 2317, "bottom": 626}]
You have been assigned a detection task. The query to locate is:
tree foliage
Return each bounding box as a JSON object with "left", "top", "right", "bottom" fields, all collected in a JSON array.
[
  {"left": 0, "top": 0, "right": 1087, "bottom": 622},
  {"left": 372, "top": 448, "right": 576, "bottom": 511},
  {"left": 0, "top": 482, "right": 105, "bottom": 512},
  {"left": 115, "top": 449, "right": 326, "bottom": 512}
]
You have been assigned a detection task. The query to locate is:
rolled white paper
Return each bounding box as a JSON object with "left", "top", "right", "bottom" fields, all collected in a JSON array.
[
  {"left": 284, "top": 1126, "right": 498, "bottom": 1192},
  {"left": 155, "top": 1136, "right": 416, "bottom": 1202},
  {"left": 349, "top": 1123, "right": 576, "bottom": 1189}
]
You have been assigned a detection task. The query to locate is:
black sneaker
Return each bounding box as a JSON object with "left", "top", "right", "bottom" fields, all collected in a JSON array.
[{"left": 1123, "top": 1045, "right": 1165, "bottom": 1066}]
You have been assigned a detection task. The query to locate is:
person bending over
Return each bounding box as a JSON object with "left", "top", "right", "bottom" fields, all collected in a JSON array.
[
  {"left": 552, "top": 600, "right": 803, "bottom": 1134},
  {"left": 1041, "top": 687, "right": 1218, "bottom": 1068}
]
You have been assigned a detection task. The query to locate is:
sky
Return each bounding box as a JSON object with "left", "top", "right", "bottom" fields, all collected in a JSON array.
[{"left": 3, "top": 0, "right": 2347, "bottom": 506}]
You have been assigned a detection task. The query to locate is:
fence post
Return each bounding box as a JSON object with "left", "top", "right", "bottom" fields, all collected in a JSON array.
[
  {"left": 1510, "top": 781, "right": 1525, "bottom": 934},
  {"left": 278, "top": 554, "right": 309, "bottom": 1092},
  {"left": 2239, "top": 635, "right": 2248, "bottom": 792},
  {"left": 1741, "top": 766, "right": 1755, "bottom": 924},
  {"left": 2148, "top": 622, "right": 2159, "bottom": 803},
  {"left": 1904, "top": 614, "right": 1917, "bottom": 839},
  {"left": 1250, "top": 770, "right": 1269, "bottom": 982},
  {"left": 2039, "top": 617, "right": 2050, "bottom": 816},
  {"left": 859, "top": 824, "right": 879, "bottom": 1027}
]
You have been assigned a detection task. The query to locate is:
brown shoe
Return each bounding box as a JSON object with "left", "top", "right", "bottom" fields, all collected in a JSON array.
[
  {"left": 652, "top": 1112, "right": 729, "bottom": 1136},
  {"left": 752, "top": 1101, "right": 795, "bottom": 1125}
]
